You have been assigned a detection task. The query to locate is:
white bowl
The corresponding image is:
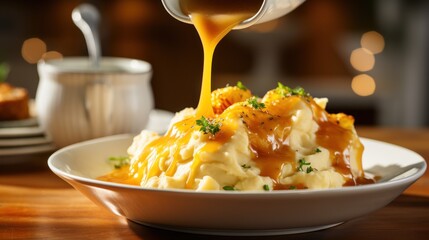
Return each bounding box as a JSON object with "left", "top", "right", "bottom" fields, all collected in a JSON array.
[{"left": 48, "top": 135, "right": 426, "bottom": 236}]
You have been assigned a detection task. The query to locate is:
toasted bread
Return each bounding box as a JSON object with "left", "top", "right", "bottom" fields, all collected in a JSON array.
[{"left": 0, "top": 83, "right": 30, "bottom": 120}]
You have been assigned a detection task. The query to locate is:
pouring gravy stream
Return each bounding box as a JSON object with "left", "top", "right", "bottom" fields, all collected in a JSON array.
[{"left": 180, "top": 0, "right": 264, "bottom": 117}]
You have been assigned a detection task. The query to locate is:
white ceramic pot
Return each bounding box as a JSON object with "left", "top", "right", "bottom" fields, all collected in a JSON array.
[{"left": 36, "top": 57, "right": 153, "bottom": 148}]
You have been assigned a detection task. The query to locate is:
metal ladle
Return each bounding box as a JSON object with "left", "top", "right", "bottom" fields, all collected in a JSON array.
[{"left": 72, "top": 3, "right": 101, "bottom": 67}]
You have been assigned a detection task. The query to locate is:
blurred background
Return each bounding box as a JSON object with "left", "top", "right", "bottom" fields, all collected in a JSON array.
[{"left": 0, "top": 0, "right": 428, "bottom": 127}]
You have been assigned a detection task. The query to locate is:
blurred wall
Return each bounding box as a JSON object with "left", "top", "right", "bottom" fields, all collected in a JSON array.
[{"left": 0, "top": 0, "right": 427, "bottom": 127}]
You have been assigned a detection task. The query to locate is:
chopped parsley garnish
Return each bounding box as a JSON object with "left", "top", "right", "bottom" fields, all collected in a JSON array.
[
  {"left": 289, "top": 186, "right": 297, "bottom": 190},
  {"left": 196, "top": 116, "right": 221, "bottom": 135},
  {"left": 236, "top": 81, "right": 247, "bottom": 91},
  {"left": 241, "top": 164, "right": 251, "bottom": 169},
  {"left": 223, "top": 186, "right": 236, "bottom": 191},
  {"left": 314, "top": 148, "right": 322, "bottom": 153},
  {"left": 297, "top": 158, "right": 313, "bottom": 173},
  {"left": 108, "top": 156, "right": 130, "bottom": 169},
  {"left": 247, "top": 96, "right": 265, "bottom": 109},
  {"left": 263, "top": 184, "right": 270, "bottom": 191},
  {"left": 276, "top": 82, "right": 310, "bottom": 97}
]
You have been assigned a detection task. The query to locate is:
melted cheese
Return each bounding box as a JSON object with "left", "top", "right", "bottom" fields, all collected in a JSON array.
[
  {"left": 98, "top": 0, "right": 374, "bottom": 190},
  {"left": 99, "top": 90, "right": 374, "bottom": 190}
]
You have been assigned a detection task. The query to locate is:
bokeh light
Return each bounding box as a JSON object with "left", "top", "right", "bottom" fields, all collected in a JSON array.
[
  {"left": 21, "top": 38, "right": 47, "bottom": 64},
  {"left": 42, "top": 51, "right": 64, "bottom": 61},
  {"left": 361, "top": 31, "right": 385, "bottom": 54},
  {"left": 351, "top": 74, "right": 376, "bottom": 96},
  {"left": 350, "top": 48, "right": 375, "bottom": 72}
]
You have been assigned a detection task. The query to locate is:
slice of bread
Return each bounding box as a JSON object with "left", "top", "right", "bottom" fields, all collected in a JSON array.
[{"left": 0, "top": 83, "right": 30, "bottom": 120}]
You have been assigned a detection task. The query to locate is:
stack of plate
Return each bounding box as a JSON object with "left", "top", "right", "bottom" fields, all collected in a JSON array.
[
  {"left": 0, "top": 117, "right": 56, "bottom": 165},
  {"left": 0, "top": 108, "right": 175, "bottom": 165}
]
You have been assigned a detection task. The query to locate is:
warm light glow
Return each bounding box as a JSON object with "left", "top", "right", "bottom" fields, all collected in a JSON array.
[
  {"left": 114, "top": 0, "right": 151, "bottom": 24},
  {"left": 350, "top": 48, "right": 375, "bottom": 72},
  {"left": 351, "top": 74, "right": 376, "bottom": 96},
  {"left": 361, "top": 31, "right": 385, "bottom": 54},
  {"left": 42, "top": 51, "right": 63, "bottom": 61},
  {"left": 21, "top": 38, "right": 47, "bottom": 64}
]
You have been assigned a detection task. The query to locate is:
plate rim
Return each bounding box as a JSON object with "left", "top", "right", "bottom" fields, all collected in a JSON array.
[
  {"left": 0, "top": 126, "right": 45, "bottom": 138},
  {"left": 0, "top": 143, "right": 56, "bottom": 156},
  {"left": 0, "top": 117, "right": 38, "bottom": 128},
  {"left": 0, "top": 136, "right": 51, "bottom": 147},
  {"left": 135, "top": 221, "right": 344, "bottom": 236}
]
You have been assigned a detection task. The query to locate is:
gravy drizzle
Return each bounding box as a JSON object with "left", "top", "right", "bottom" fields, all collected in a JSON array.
[{"left": 99, "top": 0, "right": 374, "bottom": 189}]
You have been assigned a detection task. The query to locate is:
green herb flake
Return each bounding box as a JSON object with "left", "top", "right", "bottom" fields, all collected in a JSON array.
[
  {"left": 289, "top": 186, "right": 297, "bottom": 190},
  {"left": 291, "top": 86, "right": 307, "bottom": 96},
  {"left": 306, "top": 166, "right": 314, "bottom": 174},
  {"left": 315, "top": 148, "right": 322, "bottom": 153},
  {"left": 263, "top": 184, "right": 270, "bottom": 191},
  {"left": 241, "top": 164, "right": 251, "bottom": 169},
  {"left": 108, "top": 156, "right": 130, "bottom": 169},
  {"left": 236, "top": 81, "right": 247, "bottom": 91},
  {"left": 0, "top": 63, "right": 10, "bottom": 83},
  {"left": 297, "top": 158, "right": 311, "bottom": 172},
  {"left": 276, "top": 82, "right": 310, "bottom": 98},
  {"left": 247, "top": 96, "right": 265, "bottom": 109},
  {"left": 223, "top": 186, "right": 235, "bottom": 191},
  {"left": 196, "top": 116, "right": 222, "bottom": 135}
]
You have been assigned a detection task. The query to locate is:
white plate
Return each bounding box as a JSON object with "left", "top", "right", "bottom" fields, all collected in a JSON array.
[
  {"left": 0, "top": 126, "right": 45, "bottom": 138},
  {"left": 0, "top": 144, "right": 56, "bottom": 165},
  {"left": 48, "top": 135, "right": 426, "bottom": 236},
  {"left": 0, "top": 136, "right": 51, "bottom": 147},
  {"left": 0, "top": 117, "right": 38, "bottom": 128},
  {"left": 0, "top": 144, "right": 56, "bottom": 156}
]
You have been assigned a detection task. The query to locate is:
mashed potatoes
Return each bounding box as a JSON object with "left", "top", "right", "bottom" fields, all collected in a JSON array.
[
  {"left": 99, "top": 0, "right": 370, "bottom": 191},
  {"left": 101, "top": 83, "right": 372, "bottom": 191}
]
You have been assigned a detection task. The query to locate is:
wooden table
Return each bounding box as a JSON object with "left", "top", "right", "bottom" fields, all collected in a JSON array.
[{"left": 1, "top": 127, "right": 428, "bottom": 239}]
